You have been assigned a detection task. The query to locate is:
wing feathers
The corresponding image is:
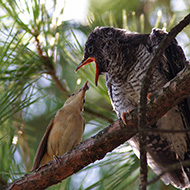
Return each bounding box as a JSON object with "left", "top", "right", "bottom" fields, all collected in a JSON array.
[{"left": 32, "top": 118, "right": 54, "bottom": 170}]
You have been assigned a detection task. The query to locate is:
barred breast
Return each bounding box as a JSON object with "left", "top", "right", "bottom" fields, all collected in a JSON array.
[{"left": 106, "top": 44, "right": 167, "bottom": 118}]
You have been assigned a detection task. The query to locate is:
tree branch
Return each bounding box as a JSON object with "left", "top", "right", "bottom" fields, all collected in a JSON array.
[
  {"left": 138, "top": 13, "right": 190, "bottom": 190},
  {"left": 34, "top": 32, "right": 69, "bottom": 95},
  {"left": 46, "top": 70, "right": 69, "bottom": 95},
  {"left": 5, "top": 64, "right": 190, "bottom": 190}
]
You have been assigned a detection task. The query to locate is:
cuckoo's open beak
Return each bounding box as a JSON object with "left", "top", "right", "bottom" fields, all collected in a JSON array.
[{"left": 76, "top": 57, "right": 99, "bottom": 86}]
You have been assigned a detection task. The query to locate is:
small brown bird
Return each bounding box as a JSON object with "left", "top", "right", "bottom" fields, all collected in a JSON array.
[{"left": 32, "top": 81, "right": 89, "bottom": 170}]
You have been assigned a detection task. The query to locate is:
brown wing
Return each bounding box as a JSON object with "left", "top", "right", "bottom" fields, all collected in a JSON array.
[{"left": 32, "top": 117, "right": 54, "bottom": 170}]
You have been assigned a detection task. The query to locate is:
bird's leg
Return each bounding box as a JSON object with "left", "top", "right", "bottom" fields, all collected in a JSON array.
[
  {"left": 122, "top": 93, "right": 153, "bottom": 125},
  {"left": 53, "top": 155, "right": 62, "bottom": 164},
  {"left": 147, "top": 92, "right": 152, "bottom": 101},
  {"left": 121, "top": 110, "right": 131, "bottom": 125}
]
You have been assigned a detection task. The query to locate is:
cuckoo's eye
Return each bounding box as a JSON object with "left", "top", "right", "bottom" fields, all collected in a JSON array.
[{"left": 87, "top": 46, "right": 94, "bottom": 54}]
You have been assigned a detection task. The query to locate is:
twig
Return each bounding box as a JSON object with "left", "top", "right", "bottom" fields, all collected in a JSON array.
[
  {"left": 147, "top": 160, "right": 190, "bottom": 186},
  {"left": 138, "top": 13, "right": 190, "bottom": 190},
  {"left": 34, "top": 32, "right": 68, "bottom": 94},
  {"left": 125, "top": 127, "right": 190, "bottom": 134},
  {"left": 46, "top": 70, "right": 69, "bottom": 95},
  {"left": 5, "top": 62, "right": 190, "bottom": 190}
]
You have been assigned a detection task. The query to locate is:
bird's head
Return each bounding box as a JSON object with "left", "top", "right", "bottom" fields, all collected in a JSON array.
[
  {"left": 64, "top": 81, "right": 89, "bottom": 111},
  {"left": 76, "top": 27, "right": 123, "bottom": 86}
]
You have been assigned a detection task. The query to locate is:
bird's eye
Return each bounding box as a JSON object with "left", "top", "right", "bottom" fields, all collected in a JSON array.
[{"left": 87, "top": 46, "right": 94, "bottom": 54}]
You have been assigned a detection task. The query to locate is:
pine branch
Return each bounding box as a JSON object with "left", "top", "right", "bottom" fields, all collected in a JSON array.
[
  {"left": 34, "top": 32, "right": 69, "bottom": 95},
  {"left": 5, "top": 63, "right": 190, "bottom": 189},
  {"left": 138, "top": 12, "right": 190, "bottom": 190}
]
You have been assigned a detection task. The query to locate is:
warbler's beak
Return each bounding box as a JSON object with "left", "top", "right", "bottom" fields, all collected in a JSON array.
[
  {"left": 82, "top": 81, "right": 90, "bottom": 91},
  {"left": 76, "top": 57, "right": 100, "bottom": 86}
]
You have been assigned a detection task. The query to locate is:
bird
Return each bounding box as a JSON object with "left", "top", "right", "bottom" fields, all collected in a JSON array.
[
  {"left": 76, "top": 27, "right": 190, "bottom": 189},
  {"left": 32, "top": 81, "right": 89, "bottom": 170}
]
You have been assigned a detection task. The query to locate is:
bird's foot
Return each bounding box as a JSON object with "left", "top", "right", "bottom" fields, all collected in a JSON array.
[
  {"left": 147, "top": 93, "right": 152, "bottom": 101},
  {"left": 121, "top": 110, "right": 131, "bottom": 125},
  {"left": 53, "top": 155, "right": 62, "bottom": 164}
]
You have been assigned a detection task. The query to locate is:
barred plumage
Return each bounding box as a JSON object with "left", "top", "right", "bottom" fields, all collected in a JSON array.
[{"left": 76, "top": 27, "right": 190, "bottom": 189}]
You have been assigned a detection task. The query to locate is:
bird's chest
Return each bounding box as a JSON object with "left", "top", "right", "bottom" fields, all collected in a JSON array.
[
  {"left": 106, "top": 57, "right": 167, "bottom": 118},
  {"left": 47, "top": 109, "right": 84, "bottom": 156}
]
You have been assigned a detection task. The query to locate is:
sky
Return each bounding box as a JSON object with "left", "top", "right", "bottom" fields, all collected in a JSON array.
[{"left": 62, "top": 0, "right": 89, "bottom": 22}]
